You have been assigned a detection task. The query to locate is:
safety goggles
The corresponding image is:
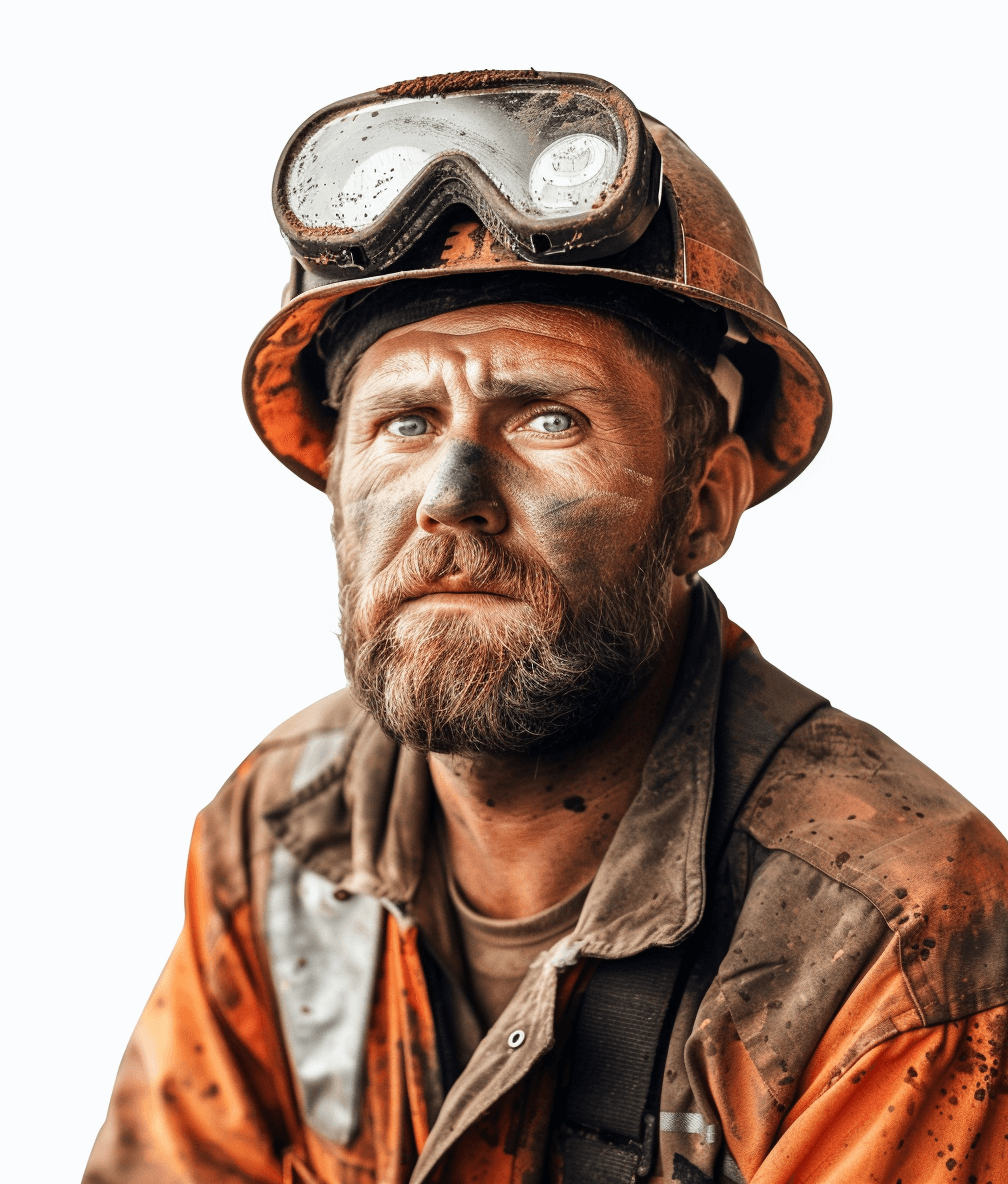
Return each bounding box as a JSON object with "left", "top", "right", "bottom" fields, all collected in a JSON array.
[{"left": 273, "top": 71, "right": 663, "bottom": 274}]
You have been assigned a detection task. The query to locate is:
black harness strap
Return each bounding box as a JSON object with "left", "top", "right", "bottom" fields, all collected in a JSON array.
[
  {"left": 560, "top": 649, "right": 828, "bottom": 1184},
  {"left": 559, "top": 945, "right": 685, "bottom": 1182}
]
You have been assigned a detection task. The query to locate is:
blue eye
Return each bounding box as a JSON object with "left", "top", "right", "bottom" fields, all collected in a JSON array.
[
  {"left": 387, "top": 414, "right": 429, "bottom": 437},
  {"left": 529, "top": 411, "right": 573, "bottom": 433}
]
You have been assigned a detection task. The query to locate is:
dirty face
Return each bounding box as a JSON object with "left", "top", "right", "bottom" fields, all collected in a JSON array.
[{"left": 330, "top": 302, "right": 686, "bottom": 754}]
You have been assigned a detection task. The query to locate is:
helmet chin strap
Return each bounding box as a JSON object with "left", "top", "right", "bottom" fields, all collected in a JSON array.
[{"left": 707, "top": 311, "right": 749, "bottom": 432}]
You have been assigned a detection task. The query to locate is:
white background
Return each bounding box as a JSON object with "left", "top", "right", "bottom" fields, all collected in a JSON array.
[{"left": 2, "top": 2, "right": 1005, "bottom": 1178}]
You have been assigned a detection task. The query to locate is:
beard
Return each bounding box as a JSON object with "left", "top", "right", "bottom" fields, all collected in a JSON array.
[{"left": 337, "top": 524, "right": 677, "bottom": 757}]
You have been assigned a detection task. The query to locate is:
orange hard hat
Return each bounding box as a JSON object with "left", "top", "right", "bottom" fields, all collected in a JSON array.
[{"left": 243, "top": 71, "right": 830, "bottom": 505}]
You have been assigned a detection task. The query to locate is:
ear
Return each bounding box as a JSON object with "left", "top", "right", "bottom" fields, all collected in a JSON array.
[{"left": 672, "top": 435, "right": 754, "bottom": 575}]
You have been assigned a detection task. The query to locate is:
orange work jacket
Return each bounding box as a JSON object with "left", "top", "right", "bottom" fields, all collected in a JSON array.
[{"left": 85, "top": 584, "right": 1008, "bottom": 1184}]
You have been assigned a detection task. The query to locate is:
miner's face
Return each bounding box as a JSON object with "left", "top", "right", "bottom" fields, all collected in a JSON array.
[
  {"left": 329, "top": 302, "right": 678, "bottom": 754},
  {"left": 335, "top": 303, "right": 669, "bottom": 599}
]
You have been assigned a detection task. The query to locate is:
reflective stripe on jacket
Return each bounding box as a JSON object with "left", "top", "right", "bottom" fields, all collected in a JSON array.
[{"left": 85, "top": 583, "right": 1008, "bottom": 1184}]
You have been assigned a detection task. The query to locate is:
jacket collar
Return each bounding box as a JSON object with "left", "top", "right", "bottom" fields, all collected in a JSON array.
[
  {"left": 574, "top": 578, "right": 722, "bottom": 957},
  {"left": 264, "top": 579, "right": 724, "bottom": 957}
]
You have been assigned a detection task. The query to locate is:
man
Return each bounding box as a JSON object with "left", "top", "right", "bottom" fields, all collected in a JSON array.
[{"left": 86, "top": 72, "right": 1008, "bottom": 1184}]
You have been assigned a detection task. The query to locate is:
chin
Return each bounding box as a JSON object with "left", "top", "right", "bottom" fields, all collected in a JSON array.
[{"left": 350, "top": 623, "right": 648, "bottom": 758}]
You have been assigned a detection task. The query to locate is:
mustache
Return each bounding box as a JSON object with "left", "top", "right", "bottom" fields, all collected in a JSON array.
[{"left": 351, "top": 532, "right": 568, "bottom": 639}]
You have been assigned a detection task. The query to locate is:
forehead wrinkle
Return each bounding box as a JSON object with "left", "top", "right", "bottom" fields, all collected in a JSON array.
[
  {"left": 442, "top": 334, "right": 610, "bottom": 403},
  {"left": 392, "top": 300, "right": 628, "bottom": 345},
  {"left": 382, "top": 336, "right": 490, "bottom": 404},
  {"left": 349, "top": 339, "right": 450, "bottom": 406},
  {"left": 354, "top": 314, "right": 646, "bottom": 408},
  {"left": 485, "top": 334, "right": 616, "bottom": 390},
  {"left": 461, "top": 351, "right": 493, "bottom": 399}
]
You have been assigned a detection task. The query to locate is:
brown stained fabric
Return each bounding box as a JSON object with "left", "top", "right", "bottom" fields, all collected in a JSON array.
[
  {"left": 714, "top": 853, "right": 890, "bottom": 1109},
  {"left": 740, "top": 708, "right": 1008, "bottom": 1022},
  {"left": 245, "top": 699, "right": 369, "bottom": 885},
  {"left": 85, "top": 589, "right": 1008, "bottom": 1184},
  {"left": 431, "top": 962, "right": 595, "bottom": 1184},
  {"left": 445, "top": 866, "right": 590, "bottom": 1028},
  {"left": 410, "top": 841, "right": 485, "bottom": 1068},
  {"left": 719, "top": 608, "right": 755, "bottom": 664}
]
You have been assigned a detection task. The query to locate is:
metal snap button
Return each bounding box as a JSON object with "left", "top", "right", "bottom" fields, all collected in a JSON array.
[{"left": 507, "top": 1029, "right": 525, "bottom": 1049}]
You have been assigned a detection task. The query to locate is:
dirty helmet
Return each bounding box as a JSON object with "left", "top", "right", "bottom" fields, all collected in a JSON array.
[{"left": 243, "top": 70, "right": 831, "bottom": 505}]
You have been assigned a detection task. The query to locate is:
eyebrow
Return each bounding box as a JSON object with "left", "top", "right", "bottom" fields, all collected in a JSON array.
[
  {"left": 350, "top": 362, "right": 612, "bottom": 409},
  {"left": 477, "top": 375, "right": 597, "bottom": 401}
]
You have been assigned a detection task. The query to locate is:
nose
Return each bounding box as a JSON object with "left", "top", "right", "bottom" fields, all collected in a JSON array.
[{"left": 417, "top": 441, "right": 507, "bottom": 535}]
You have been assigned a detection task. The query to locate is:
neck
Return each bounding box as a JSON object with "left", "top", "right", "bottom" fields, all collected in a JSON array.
[{"left": 428, "top": 584, "right": 693, "bottom": 919}]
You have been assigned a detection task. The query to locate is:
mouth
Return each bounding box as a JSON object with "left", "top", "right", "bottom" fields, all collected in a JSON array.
[
  {"left": 398, "top": 592, "right": 508, "bottom": 617},
  {"left": 401, "top": 573, "right": 520, "bottom": 603},
  {"left": 400, "top": 591, "right": 521, "bottom": 616}
]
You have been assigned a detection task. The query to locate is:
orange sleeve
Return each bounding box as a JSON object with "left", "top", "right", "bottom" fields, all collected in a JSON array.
[
  {"left": 84, "top": 817, "right": 302, "bottom": 1184},
  {"left": 751, "top": 1006, "right": 1008, "bottom": 1184}
]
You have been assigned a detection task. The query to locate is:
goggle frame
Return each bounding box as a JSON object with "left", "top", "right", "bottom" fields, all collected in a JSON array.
[{"left": 272, "top": 71, "right": 664, "bottom": 276}]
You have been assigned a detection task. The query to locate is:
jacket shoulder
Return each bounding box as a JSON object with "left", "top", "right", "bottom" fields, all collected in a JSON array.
[
  {"left": 204, "top": 685, "right": 365, "bottom": 839},
  {"left": 196, "top": 687, "right": 367, "bottom": 913},
  {"left": 740, "top": 706, "right": 1008, "bottom": 1021},
  {"left": 258, "top": 686, "right": 364, "bottom": 748}
]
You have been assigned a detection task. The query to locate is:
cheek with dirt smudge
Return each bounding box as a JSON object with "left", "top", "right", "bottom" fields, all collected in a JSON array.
[
  {"left": 510, "top": 451, "right": 661, "bottom": 572},
  {"left": 335, "top": 480, "right": 423, "bottom": 584},
  {"left": 511, "top": 483, "right": 656, "bottom": 590}
]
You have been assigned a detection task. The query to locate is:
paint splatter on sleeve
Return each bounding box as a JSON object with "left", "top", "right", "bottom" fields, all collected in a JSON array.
[{"left": 752, "top": 1007, "right": 1008, "bottom": 1183}]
